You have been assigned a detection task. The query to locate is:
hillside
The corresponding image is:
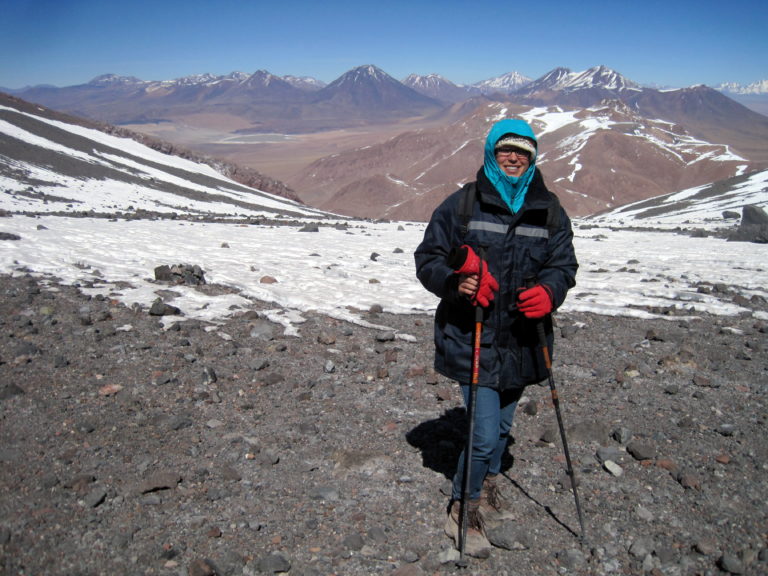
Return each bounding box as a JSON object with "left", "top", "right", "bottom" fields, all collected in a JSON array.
[
  {"left": 288, "top": 99, "right": 759, "bottom": 220},
  {"left": 0, "top": 93, "right": 321, "bottom": 221}
]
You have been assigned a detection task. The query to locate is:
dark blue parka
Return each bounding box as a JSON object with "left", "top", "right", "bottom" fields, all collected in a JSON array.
[{"left": 414, "top": 167, "right": 578, "bottom": 391}]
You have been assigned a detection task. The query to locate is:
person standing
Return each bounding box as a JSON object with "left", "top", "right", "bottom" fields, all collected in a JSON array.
[{"left": 414, "top": 118, "right": 578, "bottom": 556}]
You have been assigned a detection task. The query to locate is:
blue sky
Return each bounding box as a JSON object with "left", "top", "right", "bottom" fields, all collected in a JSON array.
[{"left": 1, "top": 0, "right": 765, "bottom": 90}]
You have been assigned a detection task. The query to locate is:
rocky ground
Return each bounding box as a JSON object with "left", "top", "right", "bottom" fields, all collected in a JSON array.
[{"left": 1, "top": 272, "right": 767, "bottom": 576}]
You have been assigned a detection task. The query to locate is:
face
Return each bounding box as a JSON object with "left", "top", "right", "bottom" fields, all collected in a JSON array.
[{"left": 495, "top": 147, "right": 531, "bottom": 178}]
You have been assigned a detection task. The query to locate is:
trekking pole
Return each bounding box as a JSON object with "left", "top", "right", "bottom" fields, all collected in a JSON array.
[
  {"left": 457, "top": 247, "right": 485, "bottom": 567},
  {"left": 525, "top": 276, "right": 586, "bottom": 542}
]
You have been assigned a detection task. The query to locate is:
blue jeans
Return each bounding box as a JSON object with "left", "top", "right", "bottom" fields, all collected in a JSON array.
[{"left": 451, "top": 384, "right": 521, "bottom": 501}]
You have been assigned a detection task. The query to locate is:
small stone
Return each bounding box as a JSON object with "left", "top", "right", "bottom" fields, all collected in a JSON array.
[
  {"left": 82, "top": 486, "right": 108, "bottom": 508},
  {"left": 611, "top": 426, "right": 632, "bottom": 444},
  {"left": 257, "top": 552, "right": 291, "bottom": 573},
  {"left": 717, "top": 423, "right": 737, "bottom": 436},
  {"left": 692, "top": 374, "right": 717, "bottom": 388},
  {"left": 149, "top": 299, "right": 181, "bottom": 316},
  {"left": 318, "top": 331, "right": 336, "bottom": 345},
  {"left": 677, "top": 470, "right": 701, "bottom": 490},
  {"left": 636, "top": 505, "right": 654, "bottom": 522},
  {"left": 202, "top": 366, "right": 217, "bottom": 384},
  {"left": 556, "top": 548, "right": 587, "bottom": 569},
  {"left": 718, "top": 552, "right": 745, "bottom": 574},
  {"left": 693, "top": 538, "right": 718, "bottom": 555},
  {"left": 98, "top": 383, "right": 123, "bottom": 396},
  {"left": 390, "top": 563, "right": 425, "bottom": 576},
  {"left": 188, "top": 558, "right": 219, "bottom": 576},
  {"left": 604, "top": 460, "right": 623, "bottom": 476},
  {"left": 627, "top": 439, "right": 656, "bottom": 461},
  {"left": 0, "top": 383, "right": 25, "bottom": 400},
  {"left": 715, "top": 453, "right": 731, "bottom": 464},
  {"left": 629, "top": 537, "right": 654, "bottom": 558},
  {"left": 138, "top": 471, "right": 182, "bottom": 494},
  {"left": 596, "top": 446, "right": 626, "bottom": 464},
  {"left": 343, "top": 533, "right": 364, "bottom": 551},
  {"left": 486, "top": 523, "right": 530, "bottom": 551}
]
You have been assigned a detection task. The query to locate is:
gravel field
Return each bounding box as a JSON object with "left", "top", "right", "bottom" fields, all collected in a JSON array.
[{"left": 1, "top": 272, "right": 767, "bottom": 576}]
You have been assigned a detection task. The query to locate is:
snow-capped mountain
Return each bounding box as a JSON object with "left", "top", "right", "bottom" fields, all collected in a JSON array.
[
  {"left": 714, "top": 80, "right": 768, "bottom": 116},
  {"left": 309, "top": 65, "right": 443, "bottom": 114},
  {"left": 89, "top": 73, "right": 146, "bottom": 86},
  {"left": 402, "top": 73, "right": 475, "bottom": 103},
  {"left": 471, "top": 71, "right": 532, "bottom": 94},
  {"left": 717, "top": 80, "right": 768, "bottom": 95},
  {"left": 282, "top": 75, "right": 326, "bottom": 91},
  {"left": 517, "top": 65, "right": 640, "bottom": 95}
]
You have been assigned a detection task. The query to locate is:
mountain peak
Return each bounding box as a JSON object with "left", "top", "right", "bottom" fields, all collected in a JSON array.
[
  {"left": 89, "top": 74, "right": 143, "bottom": 86},
  {"left": 322, "top": 65, "right": 407, "bottom": 93},
  {"left": 717, "top": 79, "right": 768, "bottom": 95},
  {"left": 403, "top": 73, "right": 473, "bottom": 102},
  {"left": 282, "top": 75, "right": 326, "bottom": 91},
  {"left": 472, "top": 71, "right": 532, "bottom": 94},
  {"left": 314, "top": 65, "right": 442, "bottom": 116},
  {"left": 403, "top": 73, "right": 456, "bottom": 88},
  {"left": 568, "top": 65, "right": 640, "bottom": 91},
  {"left": 519, "top": 66, "right": 639, "bottom": 95},
  {"left": 337, "top": 65, "right": 391, "bottom": 83}
]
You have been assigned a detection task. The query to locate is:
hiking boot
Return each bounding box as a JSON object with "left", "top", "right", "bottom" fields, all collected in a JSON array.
[
  {"left": 444, "top": 499, "right": 491, "bottom": 558},
  {"left": 479, "top": 475, "right": 515, "bottom": 527}
]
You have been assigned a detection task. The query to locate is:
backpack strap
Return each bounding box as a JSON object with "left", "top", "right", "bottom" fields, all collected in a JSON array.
[
  {"left": 457, "top": 182, "right": 476, "bottom": 240},
  {"left": 545, "top": 192, "right": 561, "bottom": 232}
]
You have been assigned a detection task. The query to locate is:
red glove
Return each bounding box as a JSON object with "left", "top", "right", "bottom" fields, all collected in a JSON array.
[
  {"left": 451, "top": 245, "right": 499, "bottom": 308},
  {"left": 452, "top": 245, "right": 480, "bottom": 276},
  {"left": 475, "top": 270, "right": 500, "bottom": 308},
  {"left": 517, "top": 284, "right": 553, "bottom": 318}
]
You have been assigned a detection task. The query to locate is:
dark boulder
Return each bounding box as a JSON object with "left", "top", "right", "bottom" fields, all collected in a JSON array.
[{"left": 728, "top": 205, "right": 768, "bottom": 243}]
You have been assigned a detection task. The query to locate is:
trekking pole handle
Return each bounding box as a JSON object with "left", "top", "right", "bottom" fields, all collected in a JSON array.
[{"left": 524, "top": 275, "right": 549, "bottom": 350}]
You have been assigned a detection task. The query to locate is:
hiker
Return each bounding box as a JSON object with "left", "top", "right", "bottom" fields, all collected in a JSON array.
[{"left": 414, "top": 118, "right": 578, "bottom": 556}]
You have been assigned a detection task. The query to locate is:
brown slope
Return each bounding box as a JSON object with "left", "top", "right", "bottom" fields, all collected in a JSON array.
[
  {"left": 627, "top": 86, "right": 768, "bottom": 164},
  {"left": 289, "top": 99, "right": 761, "bottom": 221},
  {"left": 540, "top": 110, "right": 748, "bottom": 215}
]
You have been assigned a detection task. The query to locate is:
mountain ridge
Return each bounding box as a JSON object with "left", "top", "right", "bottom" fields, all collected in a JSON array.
[
  {"left": 7, "top": 64, "right": 767, "bottom": 129},
  {"left": 4, "top": 64, "right": 768, "bottom": 221},
  {"left": 7, "top": 65, "right": 766, "bottom": 96}
]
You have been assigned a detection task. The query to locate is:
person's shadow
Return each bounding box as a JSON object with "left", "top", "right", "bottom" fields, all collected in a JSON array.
[
  {"left": 406, "top": 406, "right": 579, "bottom": 538},
  {"left": 405, "top": 407, "right": 514, "bottom": 481}
]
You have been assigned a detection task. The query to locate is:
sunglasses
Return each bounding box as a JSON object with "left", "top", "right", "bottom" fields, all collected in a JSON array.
[{"left": 495, "top": 147, "right": 531, "bottom": 159}]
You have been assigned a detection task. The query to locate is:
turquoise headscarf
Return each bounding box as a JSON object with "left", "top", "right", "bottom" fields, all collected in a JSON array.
[{"left": 483, "top": 119, "right": 537, "bottom": 214}]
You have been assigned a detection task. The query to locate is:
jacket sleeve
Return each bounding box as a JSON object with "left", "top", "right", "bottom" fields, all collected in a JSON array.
[
  {"left": 414, "top": 193, "right": 462, "bottom": 302},
  {"left": 539, "top": 205, "right": 578, "bottom": 309}
]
